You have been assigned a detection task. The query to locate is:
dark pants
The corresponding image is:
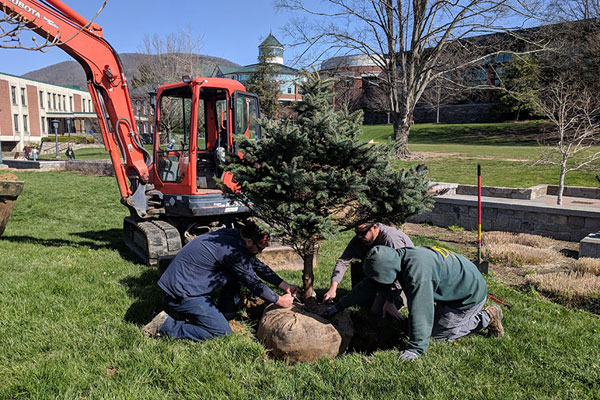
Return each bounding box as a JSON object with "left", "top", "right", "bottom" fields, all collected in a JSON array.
[
  {"left": 159, "top": 281, "right": 241, "bottom": 342},
  {"left": 431, "top": 299, "right": 489, "bottom": 342}
]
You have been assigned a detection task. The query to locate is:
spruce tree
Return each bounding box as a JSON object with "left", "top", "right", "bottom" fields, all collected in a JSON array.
[
  {"left": 223, "top": 71, "right": 433, "bottom": 301},
  {"left": 245, "top": 48, "right": 280, "bottom": 119}
]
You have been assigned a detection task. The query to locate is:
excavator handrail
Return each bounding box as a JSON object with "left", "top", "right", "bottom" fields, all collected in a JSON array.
[{"left": 0, "top": 0, "right": 150, "bottom": 203}]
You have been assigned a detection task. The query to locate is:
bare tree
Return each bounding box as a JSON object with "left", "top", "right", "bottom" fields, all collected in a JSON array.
[
  {"left": 0, "top": 1, "right": 107, "bottom": 51},
  {"left": 277, "top": 0, "right": 543, "bottom": 157},
  {"left": 533, "top": 76, "right": 600, "bottom": 205},
  {"left": 543, "top": 0, "right": 600, "bottom": 21},
  {"left": 133, "top": 26, "right": 205, "bottom": 87}
]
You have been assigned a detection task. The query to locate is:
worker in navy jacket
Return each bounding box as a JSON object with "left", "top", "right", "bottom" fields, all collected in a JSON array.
[{"left": 143, "top": 221, "right": 298, "bottom": 342}]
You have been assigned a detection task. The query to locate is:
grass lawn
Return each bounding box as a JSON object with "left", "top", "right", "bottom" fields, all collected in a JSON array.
[
  {"left": 1, "top": 171, "right": 599, "bottom": 399},
  {"left": 361, "top": 123, "right": 600, "bottom": 188}
]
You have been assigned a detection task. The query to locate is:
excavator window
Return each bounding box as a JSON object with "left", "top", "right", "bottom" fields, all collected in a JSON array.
[
  {"left": 156, "top": 87, "right": 194, "bottom": 183},
  {"left": 233, "top": 92, "right": 260, "bottom": 140}
]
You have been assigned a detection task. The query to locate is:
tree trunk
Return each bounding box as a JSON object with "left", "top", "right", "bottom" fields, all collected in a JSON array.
[
  {"left": 393, "top": 118, "right": 412, "bottom": 158},
  {"left": 302, "top": 244, "right": 319, "bottom": 303},
  {"left": 557, "top": 161, "right": 567, "bottom": 205}
]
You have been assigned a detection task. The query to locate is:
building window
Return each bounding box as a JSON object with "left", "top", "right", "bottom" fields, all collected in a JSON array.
[
  {"left": 11, "top": 86, "right": 17, "bottom": 105},
  {"left": 70, "top": 96, "right": 73, "bottom": 112},
  {"left": 63, "top": 95, "right": 66, "bottom": 111},
  {"left": 88, "top": 100, "right": 92, "bottom": 112},
  {"left": 143, "top": 101, "right": 147, "bottom": 116},
  {"left": 48, "top": 93, "right": 52, "bottom": 110},
  {"left": 20, "top": 88, "right": 26, "bottom": 106},
  {"left": 150, "top": 124, "right": 154, "bottom": 134},
  {"left": 13, "top": 114, "right": 19, "bottom": 132},
  {"left": 143, "top": 123, "right": 147, "bottom": 133},
  {"left": 39, "top": 91, "right": 44, "bottom": 108},
  {"left": 136, "top": 101, "right": 141, "bottom": 115},
  {"left": 23, "top": 115, "right": 28, "bottom": 132},
  {"left": 53, "top": 94, "right": 57, "bottom": 110},
  {"left": 42, "top": 117, "right": 46, "bottom": 133},
  {"left": 82, "top": 99, "right": 86, "bottom": 112},
  {"left": 287, "top": 87, "right": 292, "bottom": 94}
]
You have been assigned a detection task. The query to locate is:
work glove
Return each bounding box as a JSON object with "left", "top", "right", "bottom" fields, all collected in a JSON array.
[
  {"left": 398, "top": 350, "right": 419, "bottom": 362},
  {"left": 322, "top": 305, "right": 339, "bottom": 319},
  {"left": 382, "top": 299, "right": 405, "bottom": 321}
]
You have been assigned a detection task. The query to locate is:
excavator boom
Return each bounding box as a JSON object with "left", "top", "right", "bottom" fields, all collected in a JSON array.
[{"left": 0, "top": 0, "right": 150, "bottom": 204}]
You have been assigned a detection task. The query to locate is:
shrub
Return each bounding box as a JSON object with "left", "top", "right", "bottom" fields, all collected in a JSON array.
[{"left": 41, "top": 135, "right": 94, "bottom": 144}]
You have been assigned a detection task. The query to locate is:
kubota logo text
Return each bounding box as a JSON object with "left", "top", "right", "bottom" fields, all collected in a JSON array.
[{"left": 9, "top": 0, "right": 41, "bottom": 18}]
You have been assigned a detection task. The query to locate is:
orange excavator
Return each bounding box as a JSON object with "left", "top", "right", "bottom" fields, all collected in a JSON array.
[{"left": 0, "top": 0, "right": 262, "bottom": 266}]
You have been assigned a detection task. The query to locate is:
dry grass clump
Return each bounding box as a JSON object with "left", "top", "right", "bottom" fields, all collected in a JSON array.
[
  {"left": 484, "top": 242, "right": 559, "bottom": 268},
  {"left": 573, "top": 258, "right": 600, "bottom": 276},
  {"left": 526, "top": 271, "right": 600, "bottom": 302},
  {"left": 485, "top": 231, "right": 554, "bottom": 249},
  {"left": 0, "top": 173, "right": 18, "bottom": 181}
]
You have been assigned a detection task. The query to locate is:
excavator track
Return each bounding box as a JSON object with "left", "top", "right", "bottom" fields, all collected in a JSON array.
[{"left": 123, "top": 216, "right": 182, "bottom": 266}]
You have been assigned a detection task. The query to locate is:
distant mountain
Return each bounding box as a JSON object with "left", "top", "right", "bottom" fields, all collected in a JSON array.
[{"left": 23, "top": 52, "right": 239, "bottom": 89}]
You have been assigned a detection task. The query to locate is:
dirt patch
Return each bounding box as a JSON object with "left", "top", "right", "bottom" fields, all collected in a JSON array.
[{"left": 413, "top": 152, "right": 460, "bottom": 160}]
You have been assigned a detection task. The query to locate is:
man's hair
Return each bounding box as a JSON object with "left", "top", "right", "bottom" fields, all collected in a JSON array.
[{"left": 240, "top": 219, "right": 268, "bottom": 243}]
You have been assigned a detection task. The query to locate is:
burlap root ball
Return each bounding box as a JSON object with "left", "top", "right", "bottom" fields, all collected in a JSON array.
[{"left": 257, "top": 303, "right": 353, "bottom": 362}]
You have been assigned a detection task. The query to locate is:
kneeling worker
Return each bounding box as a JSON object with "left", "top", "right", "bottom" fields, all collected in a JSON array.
[
  {"left": 143, "top": 220, "right": 299, "bottom": 342},
  {"left": 325, "top": 245, "right": 504, "bottom": 361}
]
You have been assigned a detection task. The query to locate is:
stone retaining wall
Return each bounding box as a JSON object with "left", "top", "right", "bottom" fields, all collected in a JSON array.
[
  {"left": 409, "top": 195, "right": 600, "bottom": 242},
  {"left": 547, "top": 185, "right": 600, "bottom": 200},
  {"left": 65, "top": 160, "right": 114, "bottom": 176}
]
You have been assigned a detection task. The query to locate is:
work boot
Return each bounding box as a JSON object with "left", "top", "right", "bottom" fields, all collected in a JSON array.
[
  {"left": 485, "top": 305, "right": 504, "bottom": 337},
  {"left": 142, "top": 311, "right": 170, "bottom": 337}
]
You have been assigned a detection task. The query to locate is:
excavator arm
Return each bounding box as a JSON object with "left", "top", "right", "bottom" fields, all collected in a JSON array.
[{"left": 0, "top": 0, "right": 151, "bottom": 213}]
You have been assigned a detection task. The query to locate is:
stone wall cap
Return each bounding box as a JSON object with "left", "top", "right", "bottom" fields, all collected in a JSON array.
[{"left": 436, "top": 195, "right": 600, "bottom": 218}]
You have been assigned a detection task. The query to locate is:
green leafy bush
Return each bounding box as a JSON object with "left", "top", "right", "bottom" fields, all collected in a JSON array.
[{"left": 41, "top": 135, "right": 94, "bottom": 144}]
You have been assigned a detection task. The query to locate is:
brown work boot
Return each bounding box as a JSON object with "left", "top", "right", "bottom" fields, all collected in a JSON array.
[
  {"left": 142, "top": 311, "right": 170, "bottom": 337},
  {"left": 485, "top": 305, "right": 504, "bottom": 337}
]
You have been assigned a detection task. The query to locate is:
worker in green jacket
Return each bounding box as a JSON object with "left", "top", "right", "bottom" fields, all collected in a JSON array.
[{"left": 324, "top": 245, "right": 504, "bottom": 361}]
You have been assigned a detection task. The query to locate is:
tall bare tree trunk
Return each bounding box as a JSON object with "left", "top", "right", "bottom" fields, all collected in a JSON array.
[
  {"left": 557, "top": 159, "right": 567, "bottom": 205},
  {"left": 393, "top": 112, "right": 412, "bottom": 158}
]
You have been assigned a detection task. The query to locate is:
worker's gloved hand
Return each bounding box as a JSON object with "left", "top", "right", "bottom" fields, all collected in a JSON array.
[
  {"left": 323, "top": 305, "right": 339, "bottom": 319},
  {"left": 398, "top": 350, "right": 419, "bottom": 362},
  {"left": 382, "top": 299, "right": 404, "bottom": 321}
]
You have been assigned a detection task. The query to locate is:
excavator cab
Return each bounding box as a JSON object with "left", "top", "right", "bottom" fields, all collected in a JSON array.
[{"left": 151, "top": 77, "right": 260, "bottom": 218}]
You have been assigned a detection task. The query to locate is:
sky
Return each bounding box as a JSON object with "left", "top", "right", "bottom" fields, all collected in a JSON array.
[{"left": 0, "top": 0, "right": 299, "bottom": 76}]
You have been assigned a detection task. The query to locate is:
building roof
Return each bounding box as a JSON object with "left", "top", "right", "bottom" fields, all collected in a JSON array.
[
  {"left": 259, "top": 33, "right": 283, "bottom": 48},
  {"left": 217, "top": 63, "right": 299, "bottom": 76},
  {"left": 0, "top": 71, "right": 90, "bottom": 92}
]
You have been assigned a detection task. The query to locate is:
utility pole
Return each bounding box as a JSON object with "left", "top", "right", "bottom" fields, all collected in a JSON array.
[{"left": 52, "top": 119, "right": 60, "bottom": 158}]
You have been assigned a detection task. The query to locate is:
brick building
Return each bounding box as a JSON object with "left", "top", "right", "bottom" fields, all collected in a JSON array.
[{"left": 0, "top": 72, "right": 154, "bottom": 151}]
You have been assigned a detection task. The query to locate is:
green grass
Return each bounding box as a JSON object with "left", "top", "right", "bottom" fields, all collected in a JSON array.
[
  {"left": 360, "top": 123, "right": 600, "bottom": 188},
  {"left": 1, "top": 171, "right": 599, "bottom": 399},
  {"left": 361, "top": 121, "right": 546, "bottom": 145}
]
